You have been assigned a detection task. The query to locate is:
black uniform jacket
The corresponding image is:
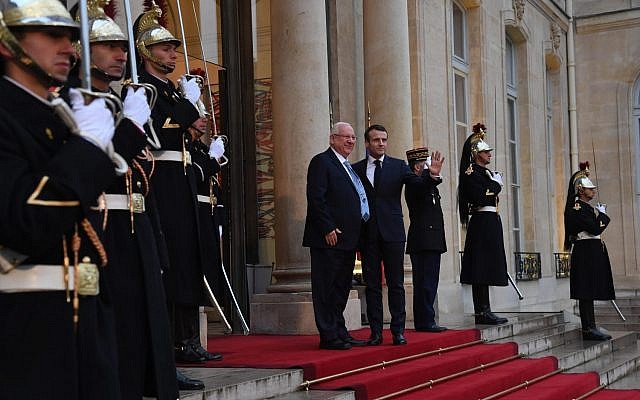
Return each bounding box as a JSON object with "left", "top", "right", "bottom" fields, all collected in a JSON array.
[
  {"left": 0, "top": 77, "right": 121, "bottom": 400},
  {"left": 96, "top": 95, "right": 179, "bottom": 399},
  {"left": 138, "top": 70, "right": 204, "bottom": 305},
  {"left": 353, "top": 156, "right": 426, "bottom": 243},
  {"left": 405, "top": 174, "right": 447, "bottom": 254},
  {"left": 303, "top": 148, "right": 362, "bottom": 250},
  {"left": 565, "top": 199, "right": 615, "bottom": 300},
  {"left": 191, "top": 139, "right": 225, "bottom": 298},
  {"left": 459, "top": 163, "right": 508, "bottom": 286}
]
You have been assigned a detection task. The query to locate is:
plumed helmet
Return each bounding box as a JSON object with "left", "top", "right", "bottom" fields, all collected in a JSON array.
[
  {"left": 135, "top": 0, "right": 180, "bottom": 66},
  {"left": 87, "top": 0, "right": 127, "bottom": 44},
  {"left": 573, "top": 161, "right": 596, "bottom": 193},
  {"left": 469, "top": 123, "right": 493, "bottom": 158},
  {"left": 0, "top": 0, "right": 79, "bottom": 85}
]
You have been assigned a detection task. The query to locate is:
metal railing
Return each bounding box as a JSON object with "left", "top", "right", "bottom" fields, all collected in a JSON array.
[
  {"left": 554, "top": 252, "right": 571, "bottom": 278},
  {"left": 514, "top": 252, "right": 541, "bottom": 281}
]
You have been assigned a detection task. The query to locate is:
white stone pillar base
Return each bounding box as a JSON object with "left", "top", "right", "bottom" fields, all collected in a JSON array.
[{"left": 250, "top": 290, "right": 362, "bottom": 334}]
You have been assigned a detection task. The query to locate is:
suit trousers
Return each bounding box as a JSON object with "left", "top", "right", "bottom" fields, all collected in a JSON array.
[
  {"left": 579, "top": 299, "right": 596, "bottom": 330},
  {"left": 410, "top": 251, "right": 441, "bottom": 329},
  {"left": 362, "top": 234, "right": 406, "bottom": 335},
  {"left": 172, "top": 304, "right": 200, "bottom": 346},
  {"left": 310, "top": 247, "right": 356, "bottom": 342}
]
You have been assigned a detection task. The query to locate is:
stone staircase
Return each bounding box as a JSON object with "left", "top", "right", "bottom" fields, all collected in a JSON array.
[{"left": 179, "top": 305, "right": 640, "bottom": 399}]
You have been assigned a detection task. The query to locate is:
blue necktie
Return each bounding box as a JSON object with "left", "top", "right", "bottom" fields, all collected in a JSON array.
[{"left": 343, "top": 160, "right": 370, "bottom": 221}]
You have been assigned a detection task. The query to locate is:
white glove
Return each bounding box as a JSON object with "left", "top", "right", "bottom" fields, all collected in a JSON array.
[
  {"left": 208, "top": 137, "right": 225, "bottom": 160},
  {"left": 423, "top": 156, "right": 432, "bottom": 169},
  {"left": 179, "top": 76, "right": 201, "bottom": 105},
  {"left": 489, "top": 171, "right": 504, "bottom": 186},
  {"left": 69, "top": 88, "right": 115, "bottom": 151},
  {"left": 123, "top": 87, "right": 150, "bottom": 129},
  {"left": 596, "top": 203, "right": 607, "bottom": 214}
]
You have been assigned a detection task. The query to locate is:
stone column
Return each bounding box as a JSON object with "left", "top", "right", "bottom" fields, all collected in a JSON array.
[
  {"left": 363, "top": 0, "right": 413, "bottom": 155},
  {"left": 250, "top": 0, "right": 361, "bottom": 334},
  {"left": 362, "top": 0, "right": 415, "bottom": 323}
]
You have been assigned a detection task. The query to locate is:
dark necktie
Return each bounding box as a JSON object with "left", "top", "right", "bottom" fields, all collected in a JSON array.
[{"left": 373, "top": 159, "right": 381, "bottom": 189}]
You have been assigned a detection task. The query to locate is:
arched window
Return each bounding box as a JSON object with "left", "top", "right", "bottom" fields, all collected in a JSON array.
[{"left": 452, "top": 1, "right": 469, "bottom": 154}]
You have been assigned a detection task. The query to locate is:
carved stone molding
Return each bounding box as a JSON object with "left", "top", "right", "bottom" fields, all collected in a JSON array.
[
  {"left": 460, "top": 0, "right": 481, "bottom": 8},
  {"left": 544, "top": 22, "right": 563, "bottom": 71},
  {"left": 513, "top": 0, "right": 525, "bottom": 22}
]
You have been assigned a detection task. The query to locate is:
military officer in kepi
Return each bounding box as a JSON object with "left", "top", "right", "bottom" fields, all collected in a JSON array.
[
  {"left": 0, "top": 0, "right": 124, "bottom": 398},
  {"left": 405, "top": 147, "right": 448, "bottom": 332},
  {"left": 133, "top": 1, "right": 219, "bottom": 387},
  {"left": 73, "top": 1, "right": 182, "bottom": 398},
  {"left": 564, "top": 161, "right": 615, "bottom": 341},
  {"left": 458, "top": 123, "right": 509, "bottom": 325}
]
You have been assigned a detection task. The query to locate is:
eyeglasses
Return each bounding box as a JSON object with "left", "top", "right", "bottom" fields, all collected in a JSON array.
[{"left": 332, "top": 134, "right": 357, "bottom": 141}]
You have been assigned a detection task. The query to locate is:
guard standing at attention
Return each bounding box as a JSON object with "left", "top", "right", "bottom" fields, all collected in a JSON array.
[
  {"left": 133, "top": 2, "right": 215, "bottom": 387},
  {"left": 564, "top": 161, "right": 615, "bottom": 341},
  {"left": 0, "top": 1, "right": 122, "bottom": 398},
  {"left": 457, "top": 123, "right": 509, "bottom": 325}
]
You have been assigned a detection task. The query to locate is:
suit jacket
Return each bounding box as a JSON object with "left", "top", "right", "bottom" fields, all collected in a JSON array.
[
  {"left": 303, "top": 148, "right": 362, "bottom": 250},
  {"left": 353, "top": 155, "right": 424, "bottom": 243},
  {"left": 405, "top": 175, "right": 447, "bottom": 254}
]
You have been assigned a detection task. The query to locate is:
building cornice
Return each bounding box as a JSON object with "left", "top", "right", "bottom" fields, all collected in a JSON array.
[{"left": 576, "top": 8, "right": 640, "bottom": 34}]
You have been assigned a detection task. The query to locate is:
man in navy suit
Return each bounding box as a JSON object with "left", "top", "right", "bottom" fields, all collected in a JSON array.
[
  {"left": 405, "top": 147, "right": 448, "bottom": 332},
  {"left": 353, "top": 124, "right": 426, "bottom": 346},
  {"left": 303, "top": 122, "right": 370, "bottom": 350}
]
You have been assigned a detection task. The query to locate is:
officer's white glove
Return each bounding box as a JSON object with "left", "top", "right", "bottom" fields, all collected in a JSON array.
[
  {"left": 595, "top": 203, "right": 607, "bottom": 214},
  {"left": 69, "top": 88, "right": 115, "bottom": 151},
  {"left": 179, "top": 76, "right": 201, "bottom": 105},
  {"left": 489, "top": 171, "right": 504, "bottom": 186},
  {"left": 123, "top": 87, "right": 150, "bottom": 130},
  {"left": 208, "top": 137, "right": 225, "bottom": 160},
  {"left": 423, "top": 156, "right": 432, "bottom": 169}
]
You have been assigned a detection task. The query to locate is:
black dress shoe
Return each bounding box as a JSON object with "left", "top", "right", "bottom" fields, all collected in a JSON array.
[
  {"left": 191, "top": 343, "right": 223, "bottom": 361},
  {"left": 416, "top": 323, "right": 448, "bottom": 333},
  {"left": 392, "top": 333, "right": 407, "bottom": 345},
  {"left": 175, "top": 344, "right": 206, "bottom": 363},
  {"left": 367, "top": 333, "right": 383, "bottom": 346},
  {"left": 176, "top": 370, "right": 204, "bottom": 390},
  {"left": 582, "top": 327, "right": 612, "bottom": 341},
  {"left": 319, "top": 338, "right": 351, "bottom": 350},
  {"left": 475, "top": 311, "right": 508, "bottom": 325},
  {"left": 342, "top": 336, "right": 367, "bottom": 347}
]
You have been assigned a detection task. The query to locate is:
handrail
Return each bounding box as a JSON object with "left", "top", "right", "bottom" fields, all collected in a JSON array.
[
  {"left": 299, "top": 339, "right": 485, "bottom": 389},
  {"left": 480, "top": 369, "right": 562, "bottom": 400}
]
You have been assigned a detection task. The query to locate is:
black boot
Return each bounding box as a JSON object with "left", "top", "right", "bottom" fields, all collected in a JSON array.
[
  {"left": 176, "top": 369, "right": 204, "bottom": 390},
  {"left": 175, "top": 341, "right": 206, "bottom": 363},
  {"left": 579, "top": 300, "right": 611, "bottom": 341},
  {"left": 189, "top": 338, "right": 223, "bottom": 361},
  {"left": 473, "top": 285, "right": 508, "bottom": 325}
]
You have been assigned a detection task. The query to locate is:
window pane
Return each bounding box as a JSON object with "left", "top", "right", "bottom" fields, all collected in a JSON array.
[
  {"left": 506, "top": 39, "right": 514, "bottom": 86},
  {"left": 453, "top": 4, "right": 465, "bottom": 60},
  {"left": 457, "top": 125, "right": 467, "bottom": 153},
  {"left": 455, "top": 74, "right": 467, "bottom": 122},
  {"left": 508, "top": 99, "right": 516, "bottom": 141}
]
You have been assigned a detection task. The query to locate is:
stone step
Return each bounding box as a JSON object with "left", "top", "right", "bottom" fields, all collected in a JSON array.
[
  {"left": 477, "top": 312, "right": 565, "bottom": 342},
  {"left": 568, "top": 339, "right": 640, "bottom": 386},
  {"left": 608, "top": 367, "right": 640, "bottom": 389},
  {"left": 532, "top": 331, "right": 636, "bottom": 370},
  {"left": 597, "top": 314, "right": 640, "bottom": 324},
  {"left": 266, "top": 390, "right": 355, "bottom": 400},
  {"left": 177, "top": 367, "right": 303, "bottom": 400},
  {"left": 493, "top": 322, "right": 581, "bottom": 356},
  {"left": 608, "top": 297, "right": 640, "bottom": 306}
]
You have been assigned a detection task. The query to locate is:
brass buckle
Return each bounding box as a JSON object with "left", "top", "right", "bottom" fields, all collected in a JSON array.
[
  {"left": 76, "top": 257, "right": 99, "bottom": 296},
  {"left": 130, "top": 193, "right": 146, "bottom": 213}
]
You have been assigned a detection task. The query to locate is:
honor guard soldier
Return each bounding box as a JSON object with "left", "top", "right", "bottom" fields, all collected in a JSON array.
[
  {"left": 405, "top": 147, "right": 448, "bottom": 332},
  {"left": 564, "top": 162, "right": 615, "bottom": 341},
  {"left": 458, "top": 123, "right": 509, "bottom": 325},
  {"left": 0, "top": 1, "right": 123, "bottom": 398},
  {"left": 77, "top": 1, "right": 181, "bottom": 398},
  {"left": 189, "top": 114, "right": 225, "bottom": 361},
  {"left": 133, "top": 2, "right": 215, "bottom": 387}
]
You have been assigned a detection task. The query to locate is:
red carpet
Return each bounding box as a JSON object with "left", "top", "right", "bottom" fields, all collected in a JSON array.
[
  {"left": 195, "top": 328, "right": 640, "bottom": 399},
  {"left": 203, "top": 328, "right": 479, "bottom": 378}
]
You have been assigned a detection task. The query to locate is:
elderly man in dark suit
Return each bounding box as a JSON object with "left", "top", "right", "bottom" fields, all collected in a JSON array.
[
  {"left": 303, "top": 122, "right": 370, "bottom": 350},
  {"left": 405, "top": 147, "right": 447, "bottom": 332},
  {"left": 353, "top": 124, "right": 426, "bottom": 346}
]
